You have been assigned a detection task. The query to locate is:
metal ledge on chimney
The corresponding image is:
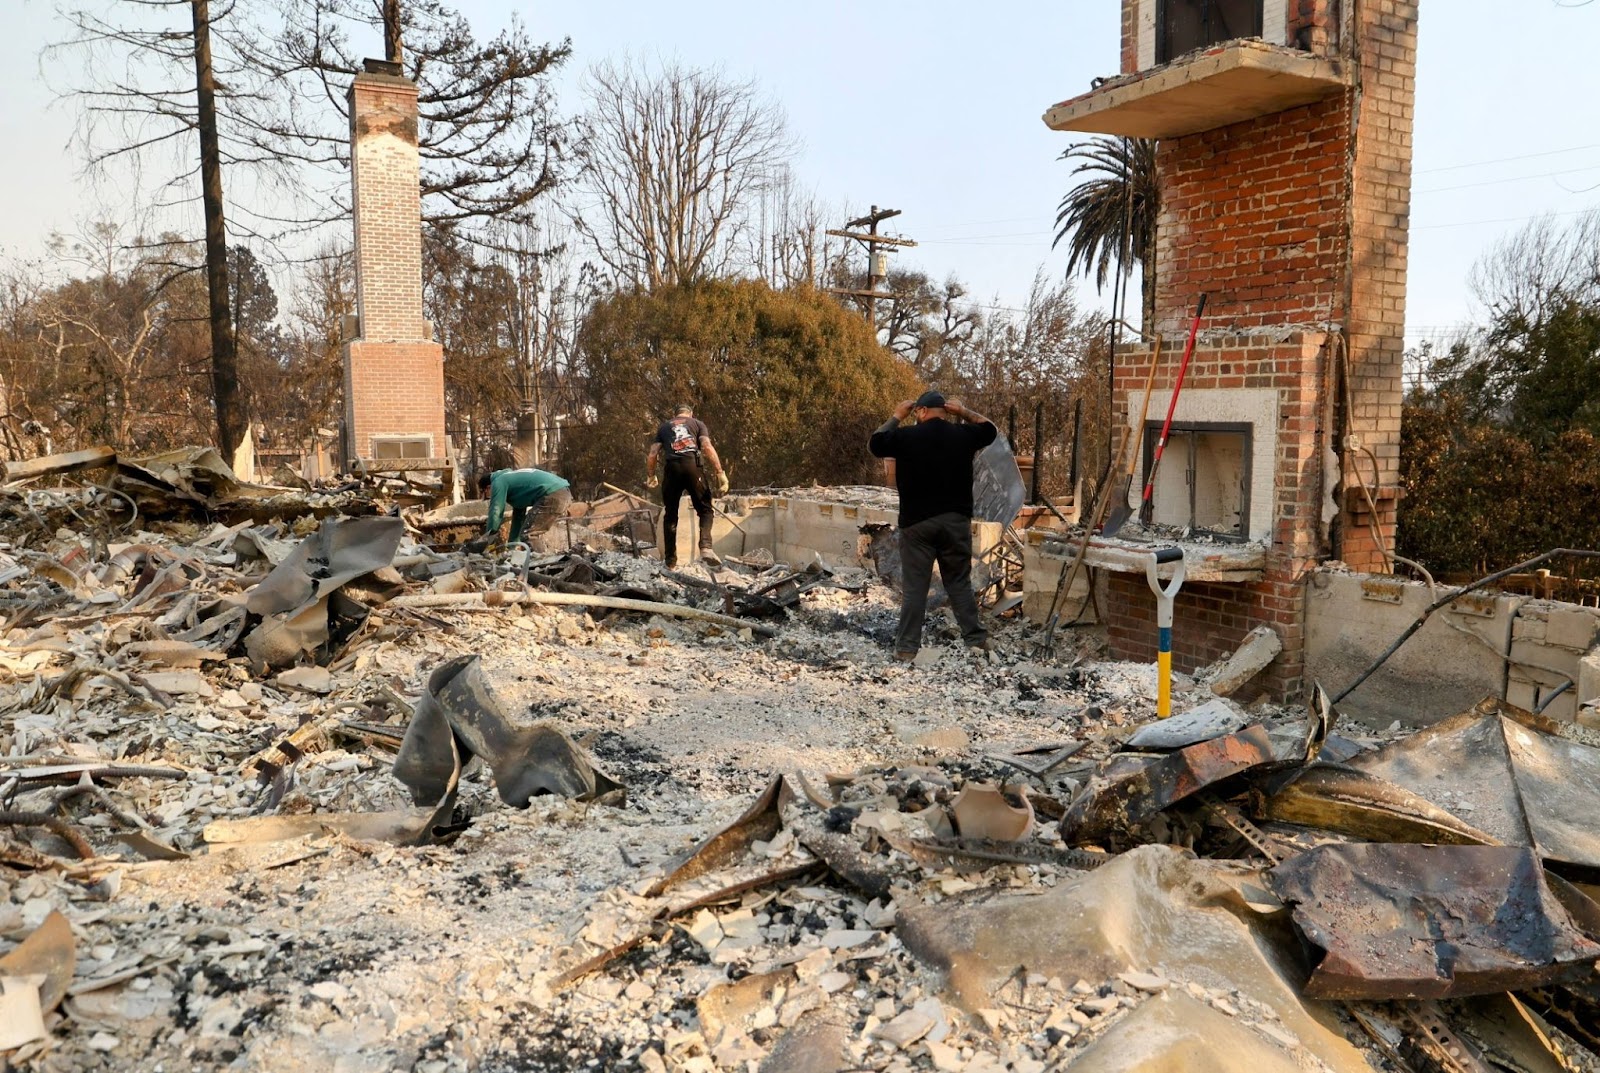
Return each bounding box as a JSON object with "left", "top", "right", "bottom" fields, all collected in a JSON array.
[{"left": 1043, "top": 41, "right": 1347, "bottom": 139}]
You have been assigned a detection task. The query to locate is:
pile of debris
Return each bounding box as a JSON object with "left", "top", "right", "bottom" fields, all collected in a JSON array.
[{"left": 2, "top": 455, "right": 1599, "bottom": 1072}]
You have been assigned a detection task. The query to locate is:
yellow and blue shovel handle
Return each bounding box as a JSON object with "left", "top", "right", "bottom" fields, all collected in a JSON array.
[
  {"left": 1144, "top": 547, "right": 1187, "bottom": 720},
  {"left": 1157, "top": 627, "right": 1173, "bottom": 718}
]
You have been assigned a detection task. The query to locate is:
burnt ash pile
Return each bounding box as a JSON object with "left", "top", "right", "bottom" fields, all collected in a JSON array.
[{"left": 2, "top": 454, "right": 1599, "bottom": 1072}]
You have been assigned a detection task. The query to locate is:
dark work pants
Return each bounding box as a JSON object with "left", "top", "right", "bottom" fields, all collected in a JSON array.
[
  {"left": 661, "top": 456, "right": 713, "bottom": 565},
  {"left": 895, "top": 511, "right": 987, "bottom": 655},
  {"left": 508, "top": 488, "right": 573, "bottom": 546}
]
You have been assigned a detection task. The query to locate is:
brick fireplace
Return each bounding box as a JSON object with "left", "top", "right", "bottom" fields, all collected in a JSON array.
[
  {"left": 1044, "top": 0, "right": 1417, "bottom": 697},
  {"left": 341, "top": 60, "right": 448, "bottom": 470}
]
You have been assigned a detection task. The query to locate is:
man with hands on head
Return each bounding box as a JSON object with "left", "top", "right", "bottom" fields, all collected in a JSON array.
[{"left": 868, "top": 390, "right": 998, "bottom": 662}]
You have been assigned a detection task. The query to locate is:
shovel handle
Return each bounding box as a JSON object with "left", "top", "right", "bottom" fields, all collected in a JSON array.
[{"left": 1139, "top": 294, "right": 1207, "bottom": 509}]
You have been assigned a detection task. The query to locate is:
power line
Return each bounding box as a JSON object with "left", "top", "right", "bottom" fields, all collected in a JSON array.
[
  {"left": 1413, "top": 142, "right": 1600, "bottom": 175},
  {"left": 1415, "top": 163, "right": 1600, "bottom": 195},
  {"left": 1412, "top": 205, "right": 1595, "bottom": 231}
]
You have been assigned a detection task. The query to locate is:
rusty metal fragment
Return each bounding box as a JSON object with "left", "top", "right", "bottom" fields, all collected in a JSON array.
[
  {"left": 0, "top": 910, "right": 76, "bottom": 1013},
  {"left": 0, "top": 909, "right": 77, "bottom": 1049},
  {"left": 1061, "top": 724, "right": 1276, "bottom": 846},
  {"left": 1258, "top": 764, "right": 1500, "bottom": 847},
  {"left": 1350, "top": 697, "right": 1600, "bottom": 875},
  {"left": 645, "top": 774, "right": 790, "bottom": 897},
  {"left": 1268, "top": 843, "right": 1600, "bottom": 1000}
]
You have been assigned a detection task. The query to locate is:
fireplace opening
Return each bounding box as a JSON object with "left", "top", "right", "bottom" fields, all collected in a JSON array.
[
  {"left": 1140, "top": 421, "right": 1252, "bottom": 541},
  {"left": 1157, "top": 0, "right": 1265, "bottom": 64}
]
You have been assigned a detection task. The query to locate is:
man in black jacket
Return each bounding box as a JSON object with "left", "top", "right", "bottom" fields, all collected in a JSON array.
[{"left": 868, "top": 390, "right": 998, "bottom": 661}]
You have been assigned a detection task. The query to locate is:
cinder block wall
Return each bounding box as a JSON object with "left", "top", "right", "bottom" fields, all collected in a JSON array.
[{"left": 341, "top": 69, "right": 447, "bottom": 464}]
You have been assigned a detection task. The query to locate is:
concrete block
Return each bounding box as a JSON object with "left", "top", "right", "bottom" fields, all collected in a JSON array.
[
  {"left": 1578, "top": 647, "right": 1600, "bottom": 708},
  {"left": 1512, "top": 614, "right": 1547, "bottom": 643},
  {"left": 1208, "top": 625, "right": 1283, "bottom": 697},
  {"left": 1545, "top": 608, "right": 1600, "bottom": 652}
]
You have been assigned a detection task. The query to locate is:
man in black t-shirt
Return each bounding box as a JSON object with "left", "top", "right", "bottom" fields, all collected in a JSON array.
[
  {"left": 869, "top": 390, "right": 998, "bottom": 660},
  {"left": 646, "top": 404, "right": 729, "bottom": 568}
]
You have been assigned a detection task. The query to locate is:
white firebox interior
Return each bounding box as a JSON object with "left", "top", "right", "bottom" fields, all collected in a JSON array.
[{"left": 1129, "top": 387, "right": 1278, "bottom": 542}]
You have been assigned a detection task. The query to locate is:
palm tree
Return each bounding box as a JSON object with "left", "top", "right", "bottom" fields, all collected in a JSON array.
[{"left": 1053, "top": 137, "right": 1159, "bottom": 331}]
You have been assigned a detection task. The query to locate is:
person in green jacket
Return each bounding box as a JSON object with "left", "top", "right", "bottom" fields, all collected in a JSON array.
[{"left": 464, "top": 468, "right": 572, "bottom": 552}]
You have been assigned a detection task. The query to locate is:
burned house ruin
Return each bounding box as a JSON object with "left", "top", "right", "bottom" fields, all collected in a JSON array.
[{"left": 1040, "top": 0, "right": 1417, "bottom": 699}]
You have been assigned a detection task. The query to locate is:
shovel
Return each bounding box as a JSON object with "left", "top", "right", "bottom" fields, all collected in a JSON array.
[
  {"left": 1105, "top": 293, "right": 1207, "bottom": 537},
  {"left": 1100, "top": 332, "right": 1164, "bottom": 536}
]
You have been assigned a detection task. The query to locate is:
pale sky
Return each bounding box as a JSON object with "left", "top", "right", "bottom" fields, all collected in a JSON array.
[{"left": 4, "top": 0, "right": 1599, "bottom": 346}]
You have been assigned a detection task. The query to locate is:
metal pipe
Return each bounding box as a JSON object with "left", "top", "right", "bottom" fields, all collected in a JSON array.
[
  {"left": 1031, "top": 402, "right": 1045, "bottom": 505},
  {"left": 1535, "top": 679, "right": 1573, "bottom": 714},
  {"left": 1068, "top": 397, "right": 1082, "bottom": 498}
]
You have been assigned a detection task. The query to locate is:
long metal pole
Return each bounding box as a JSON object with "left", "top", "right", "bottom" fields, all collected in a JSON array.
[{"left": 1031, "top": 402, "right": 1045, "bottom": 505}]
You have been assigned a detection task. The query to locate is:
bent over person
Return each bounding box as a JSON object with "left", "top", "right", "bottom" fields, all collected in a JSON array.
[
  {"left": 868, "top": 390, "right": 997, "bottom": 661},
  {"left": 647, "top": 404, "right": 728, "bottom": 568},
  {"left": 465, "top": 467, "right": 572, "bottom": 553}
]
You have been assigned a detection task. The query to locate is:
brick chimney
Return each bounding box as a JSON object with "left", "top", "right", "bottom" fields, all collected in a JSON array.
[
  {"left": 341, "top": 59, "right": 447, "bottom": 468},
  {"left": 1045, "top": 0, "right": 1419, "bottom": 698}
]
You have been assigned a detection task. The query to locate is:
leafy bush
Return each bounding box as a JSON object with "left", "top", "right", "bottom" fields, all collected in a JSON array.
[
  {"left": 560, "top": 279, "right": 921, "bottom": 492},
  {"left": 1399, "top": 397, "right": 1600, "bottom": 575}
]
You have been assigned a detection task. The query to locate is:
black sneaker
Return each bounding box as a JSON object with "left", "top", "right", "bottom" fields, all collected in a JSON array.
[{"left": 893, "top": 651, "right": 917, "bottom": 663}]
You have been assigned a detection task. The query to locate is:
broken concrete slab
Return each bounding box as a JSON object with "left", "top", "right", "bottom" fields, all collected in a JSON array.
[
  {"left": 1207, "top": 625, "right": 1282, "bottom": 697},
  {"left": 895, "top": 845, "right": 1375, "bottom": 1073},
  {"left": 698, "top": 967, "right": 795, "bottom": 1046},
  {"left": 759, "top": 1010, "right": 852, "bottom": 1073},
  {"left": 1067, "top": 990, "right": 1304, "bottom": 1073}
]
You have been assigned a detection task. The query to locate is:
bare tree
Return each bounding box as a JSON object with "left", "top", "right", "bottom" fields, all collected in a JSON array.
[
  {"left": 265, "top": 0, "right": 574, "bottom": 232},
  {"left": 575, "top": 58, "right": 792, "bottom": 289},
  {"left": 51, "top": 0, "right": 256, "bottom": 457},
  {"left": 1468, "top": 208, "right": 1600, "bottom": 325},
  {"left": 747, "top": 168, "right": 844, "bottom": 290}
]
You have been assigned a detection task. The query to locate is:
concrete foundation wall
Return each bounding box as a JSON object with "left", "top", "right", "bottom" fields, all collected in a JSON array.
[
  {"left": 1305, "top": 568, "right": 1600, "bottom": 727},
  {"left": 658, "top": 493, "right": 1000, "bottom": 574}
]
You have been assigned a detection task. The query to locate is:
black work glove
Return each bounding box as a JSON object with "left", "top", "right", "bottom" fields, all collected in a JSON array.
[{"left": 462, "top": 535, "right": 492, "bottom": 554}]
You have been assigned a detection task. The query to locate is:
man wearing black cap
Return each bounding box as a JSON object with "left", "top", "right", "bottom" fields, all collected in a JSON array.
[{"left": 869, "top": 391, "right": 998, "bottom": 660}]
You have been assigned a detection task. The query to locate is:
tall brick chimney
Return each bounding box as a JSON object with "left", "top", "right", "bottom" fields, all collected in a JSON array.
[
  {"left": 341, "top": 59, "right": 448, "bottom": 469},
  {"left": 1044, "top": 0, "right": 1419, "bottom": 698}
]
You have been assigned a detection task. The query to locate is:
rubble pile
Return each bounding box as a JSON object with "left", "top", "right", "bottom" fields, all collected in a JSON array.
[{"left": 1, "top": 460, "right": 1599, "bottom": 1072}]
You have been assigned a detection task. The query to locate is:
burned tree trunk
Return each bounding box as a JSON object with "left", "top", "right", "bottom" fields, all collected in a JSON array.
[{"left": 190, "top": 0, "right": 245, "bottom": 461}]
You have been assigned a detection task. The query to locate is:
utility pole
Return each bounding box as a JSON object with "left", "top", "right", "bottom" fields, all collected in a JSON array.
[{"left": 825, "top": 206, "right": 916, "bottom": 332}]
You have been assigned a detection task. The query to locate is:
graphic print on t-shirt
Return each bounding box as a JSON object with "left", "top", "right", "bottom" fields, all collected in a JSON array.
[{"left": 668, "top": 419, "right": 698, "bottom": 455}]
